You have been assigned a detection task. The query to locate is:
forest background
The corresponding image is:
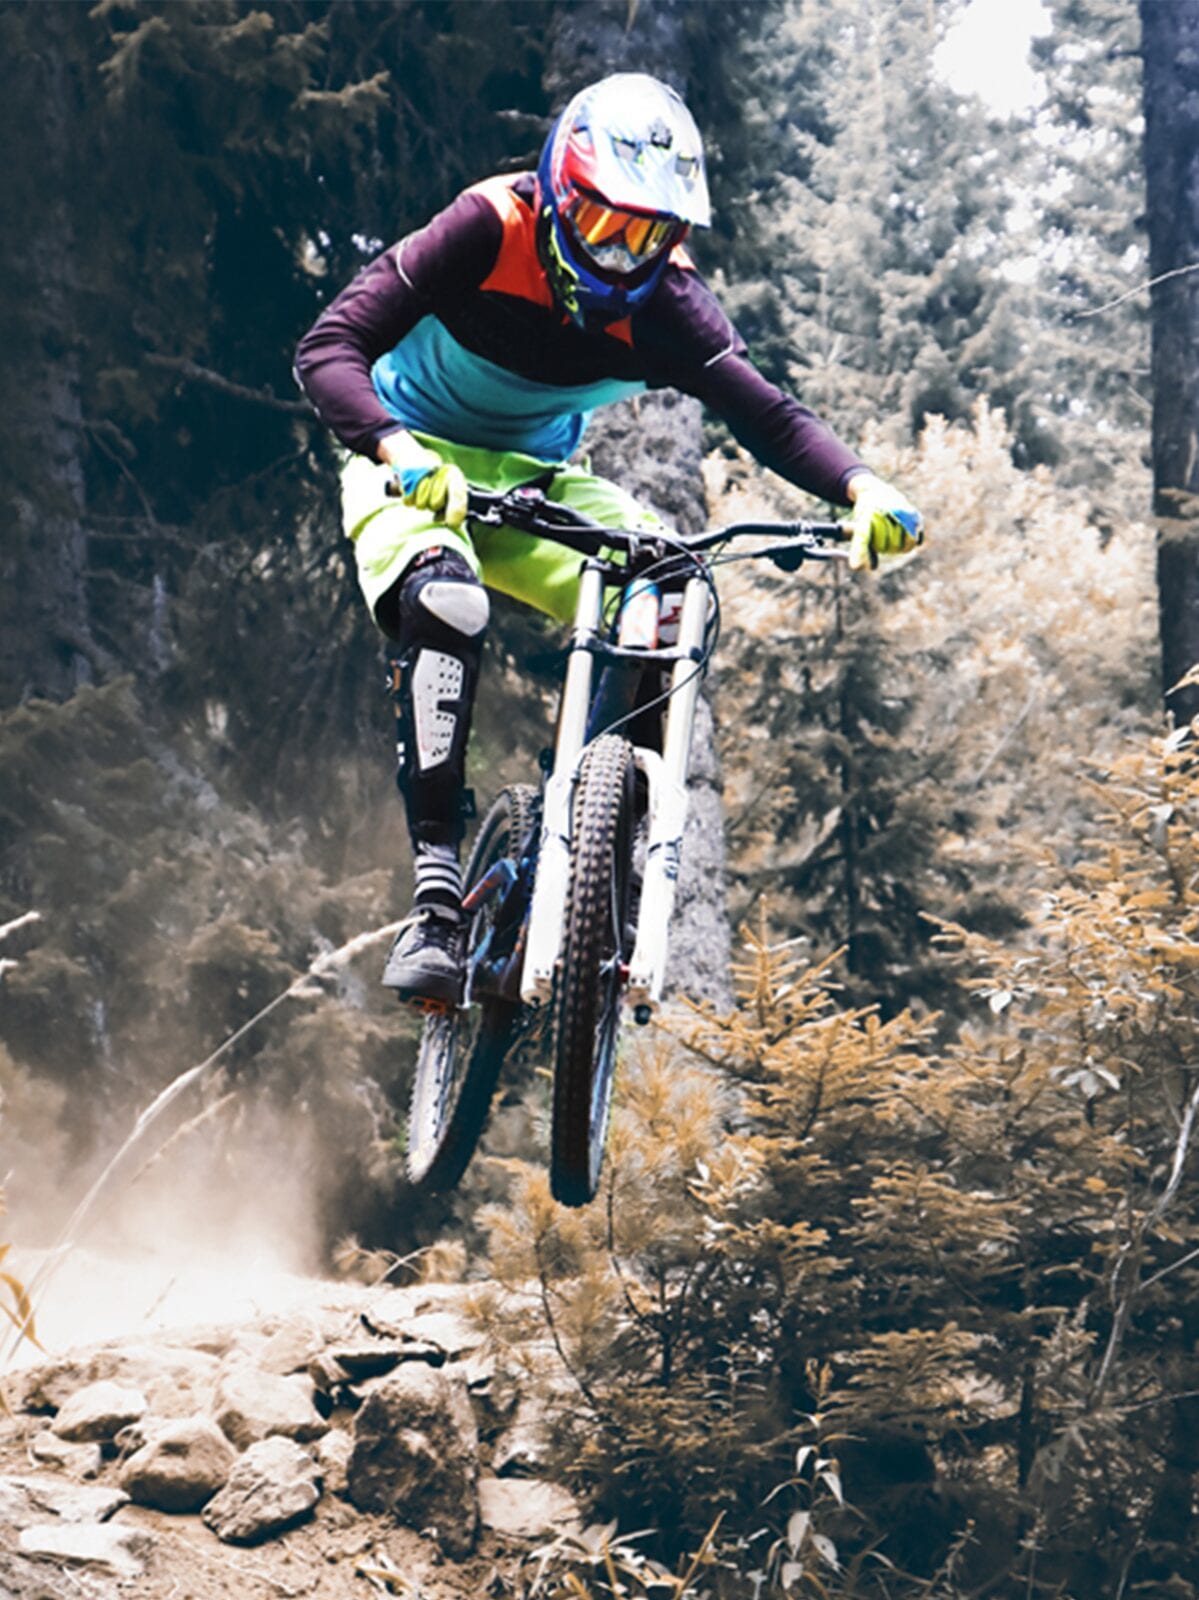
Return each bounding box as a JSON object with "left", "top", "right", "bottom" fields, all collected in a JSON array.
[{"left": 3, "top": 0, "right": 1198, "bottom": 1595}]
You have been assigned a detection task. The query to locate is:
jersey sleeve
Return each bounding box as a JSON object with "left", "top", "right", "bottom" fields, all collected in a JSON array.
[
  {"left": 636, "top": 266, "right": 867, "bottom": 506},
  {"left": 293, "top": 191, "right": 503, "bottom": 458}
]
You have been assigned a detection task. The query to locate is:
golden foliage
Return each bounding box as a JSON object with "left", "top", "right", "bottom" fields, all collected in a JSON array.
[{"left": 480, "top": 713, "right": 1199, "bottom": 1591}]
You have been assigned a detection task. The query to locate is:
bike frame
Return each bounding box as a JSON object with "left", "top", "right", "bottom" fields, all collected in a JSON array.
[{"left": 459, "top": 486, "right": 847, "bottom": 1019}]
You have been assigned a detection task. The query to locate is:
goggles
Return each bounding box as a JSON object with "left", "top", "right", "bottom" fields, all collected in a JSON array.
[{"left": 564, "top": 189, "right": 681, "bottom": 274}]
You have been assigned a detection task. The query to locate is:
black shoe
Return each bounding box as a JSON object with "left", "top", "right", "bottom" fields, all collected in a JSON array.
[{"left": 382, "top": 906, "right": 465, "bottom": 1007}]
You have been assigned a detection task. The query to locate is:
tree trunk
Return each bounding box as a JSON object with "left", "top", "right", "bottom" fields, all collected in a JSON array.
[
  {"left": 0, "top": 5, "right": 105, "bottom": 706},
  {"left": 544, "top": 0, "right": 733, "bottom": 1006},
  {"left": 1141, "top": 0, "right": 1199, "bottom": 722}
]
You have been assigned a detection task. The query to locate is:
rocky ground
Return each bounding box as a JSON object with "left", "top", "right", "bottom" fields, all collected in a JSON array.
[{"left": 0, "top": 1278, "right": 585, "bottom": 1599}]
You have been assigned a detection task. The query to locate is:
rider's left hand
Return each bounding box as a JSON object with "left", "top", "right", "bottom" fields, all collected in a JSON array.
[
  {"left": 846, "top": 473, "right": 924, "bottom": 572},
  {"left": 396, "top": 462, "right": 469, "bottom": 531}
]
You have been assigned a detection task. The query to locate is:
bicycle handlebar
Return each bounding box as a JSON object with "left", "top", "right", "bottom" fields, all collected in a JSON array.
[
  {"left": 383, "top": 476, "right": 851, "bottom": 564},
  {"left": 461, "top": 484, "right": 852, "bottom": 563}
]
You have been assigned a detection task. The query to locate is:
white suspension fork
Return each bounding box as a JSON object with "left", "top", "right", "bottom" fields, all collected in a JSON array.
[
  {"left": 626, "top": 576, "right": 709, "bottom": 1010},
  {"left": 520, "top": 564, "right": 604, "bottom": 1005}
]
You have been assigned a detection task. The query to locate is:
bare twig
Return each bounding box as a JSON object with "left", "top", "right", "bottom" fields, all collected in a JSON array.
[
  {"left": 971, "top": 687, "right": 1038, "bottom": 787},
  {"left": 1073, "top": 260, "right": 1199, "bottom": 320},
  {"left": 146, "top": 352, "right": 310, "bottom": 414},
  {"left": 1091, "top": 1080, "right": 1199, "bottom": 1402}
]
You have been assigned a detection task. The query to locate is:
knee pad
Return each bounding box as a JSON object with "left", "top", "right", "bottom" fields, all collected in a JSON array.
[{"left": 388, "top": 551, "right": 490, "bottom": 847}]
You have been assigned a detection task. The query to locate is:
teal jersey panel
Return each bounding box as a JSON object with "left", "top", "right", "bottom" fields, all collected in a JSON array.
[{"left": 371, "top": 316, "right": 646, "bottom": 462}]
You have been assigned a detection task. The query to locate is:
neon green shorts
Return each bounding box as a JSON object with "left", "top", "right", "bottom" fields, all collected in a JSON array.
[{"left": 340, "top": 434, "right": 664, "bottom": 630}]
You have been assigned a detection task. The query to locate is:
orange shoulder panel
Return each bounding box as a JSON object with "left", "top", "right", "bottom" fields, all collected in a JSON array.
[{"left": 470, "top": 175, "right": 556, "bottom": 310}]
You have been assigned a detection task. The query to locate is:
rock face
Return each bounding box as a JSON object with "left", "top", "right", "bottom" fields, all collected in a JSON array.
[
  {"left": 118, "top": 1416, "right": 237, "bottom": 1512},
  {"left": 211, "top": 1364, "right": 328, "bottom": 1449},
  {"left": 347, "top": 1363, "right": 479, "bottom": 1558},
  {"left": 201, "top": 1436, "right": 321, "bottom": 1545}
]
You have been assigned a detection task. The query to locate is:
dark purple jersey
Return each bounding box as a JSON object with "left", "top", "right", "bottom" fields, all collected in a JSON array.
[{"left": 295, "top": 173, "right": 866, "bottom": 504}]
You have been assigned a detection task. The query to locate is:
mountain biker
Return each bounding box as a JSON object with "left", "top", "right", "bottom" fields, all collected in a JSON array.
[{"left": 294, "top": 72, "right": 923, "bottom": 1008}]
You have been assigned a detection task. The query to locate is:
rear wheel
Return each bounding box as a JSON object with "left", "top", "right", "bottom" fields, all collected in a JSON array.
[
  {"left": 551, "top": 735, "right": 636, "bottom": 1207},
  {"left": 406, "top": 785, "right": 537, "bottom": 1191}
]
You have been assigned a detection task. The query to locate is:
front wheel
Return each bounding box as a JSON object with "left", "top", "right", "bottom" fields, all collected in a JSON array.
[
  {"left": 406, "top": 785, "right": 537, "bottom": 1191},
  {"left": 551, "top": 735, "right": 636, "bottom": 1207}
]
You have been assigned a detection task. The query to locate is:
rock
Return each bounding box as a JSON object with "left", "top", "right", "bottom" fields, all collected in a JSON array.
[
  {"left": 29, "top": 1429, "right": 102, "bottom": 1479},
  {"left": 212, "top": 1364, "right": 328, "bottom": 1449},
  {"left": 478, "top": 1477, "right": 583, "bottom": 1540},
  {"left": 0, "top": 1546, "right": 85, "bottom": 1599},
  {"left": 258, "top": 1315, "right": 326, "bottom": 1376},
  {"left": 18, "top": 1522, "right": 153, "bottom": 1580},
  {"left": 325, "top": 1342, "right": 405, "bottom": 1380},
  {"left": 201, "top": 1437, "right": 321, "bottom": 1545},
  {"left": 347, "top": 1363, "right": 479, "bottom": 1559},
  {"left": 0, "top": 1475, "right": 128, "bottom": 1530},
  {"left": 118, "top": 1416, "right": 237, "bottom": 1512},
  {"left": 308, "top": 1351, "right": 354, "bottom": 1399},
  {"left": 50, "top": 1380, "right": 147, "bottom": 1443},
  {"left": 15, "top": 1344, "right": 218, "bottom": 1418},
  {"left": 316, "top": 1428, "right": 353, "bottom": 1496},
  {"left": 492, "top": 1395, "right": 552, "bottom": 1477},
  {"left": 361, "top": 1302, "right": 484, "bottom": 1360}
]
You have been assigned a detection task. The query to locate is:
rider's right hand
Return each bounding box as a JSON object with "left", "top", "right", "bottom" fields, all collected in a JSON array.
[{"left": 378, "top": 430, "right": 469, "bottom": 531}]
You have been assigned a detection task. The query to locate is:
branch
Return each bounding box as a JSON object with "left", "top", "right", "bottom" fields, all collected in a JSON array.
[
  {"left": 146, "top": 354, "right": 310, "bottom": 415},
  {"left": 1073, "top": 261, "right": 1199, "bottom": 321},
  {"left": 1089, "top": 1079, "right": 1199, "bottom": 1403},
  {"left": 971, "top": 687, "right": 1039, "bottom": 786}
]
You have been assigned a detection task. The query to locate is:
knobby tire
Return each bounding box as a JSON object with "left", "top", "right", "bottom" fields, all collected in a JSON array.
[
  {"left": 551, "top": 734, "right": 636, "bottom": 1207},
  {"left": 406, "top": 785, "right": 537, "bottom": 1191}
]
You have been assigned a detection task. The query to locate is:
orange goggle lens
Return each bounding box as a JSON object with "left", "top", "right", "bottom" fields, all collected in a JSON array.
[{"left": 568, "top": 195, "right": 677, "bottom": 260}]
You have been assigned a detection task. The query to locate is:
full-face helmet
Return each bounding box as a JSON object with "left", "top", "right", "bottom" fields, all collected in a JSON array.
[{"left": 535, "top": 73, "right": 711, "bottom": 323}]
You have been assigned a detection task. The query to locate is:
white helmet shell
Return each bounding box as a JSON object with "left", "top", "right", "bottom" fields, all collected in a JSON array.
[{"left": 548, "top": 72, "right": 711, "bottom": 228}]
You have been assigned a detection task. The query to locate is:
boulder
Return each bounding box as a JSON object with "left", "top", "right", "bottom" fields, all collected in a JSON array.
[
  {"left": 325, "top": 1342, "right": 406, "bottom": 1380},
  {"left": 201, "top": 1437, "right": 321, "bottom": 1545},
  {"left": 118, "top": 1416, "right": 237, "bottom": 1512},
  {"left": 0, "top": 1475, "right": 128, "bottom": 1530},
  {"left": 50, "top": 1380, "right": 147, "bottom": 1443},
  {"left": 211, "top": 1364, "right": 328, "bottom": 1449},
  {"left": 28, "top": 1429, "right": 102, "bottom": 1479},
  {"left": 258, "top": 1315, "right": 326, "bottom": 1376},
  {"left": 18, "top": 1522, "right": 153, "bottom": 1580},
  {"left": 347, "top": 1363, "right": 479, "bottom": 1558},
  {"left": 362, "top": 1301, "right": 483, "bottom": 1360},
  {"left": 492, "top": 1394, "right": 552, "bottom": 1477},
  {"left": 478, "top": 1477, "right": 583, "bottom": 1540},
  {"left": 316, "top": 1428, "right": 353, "bottom": 1497}
]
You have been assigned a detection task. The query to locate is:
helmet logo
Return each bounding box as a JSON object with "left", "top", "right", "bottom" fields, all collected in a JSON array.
[{"left": 541, "top": 206, "right": 581, "bottom": 317}]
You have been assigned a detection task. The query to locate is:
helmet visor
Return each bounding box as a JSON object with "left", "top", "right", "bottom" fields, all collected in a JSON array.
[{"left": 564, "top": 190, "right": 681, "bottom": 275}]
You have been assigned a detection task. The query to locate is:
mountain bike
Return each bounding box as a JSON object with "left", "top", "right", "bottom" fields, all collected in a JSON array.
[{"left": 405, "top": 484, "right": 849, "bottom": 1206}]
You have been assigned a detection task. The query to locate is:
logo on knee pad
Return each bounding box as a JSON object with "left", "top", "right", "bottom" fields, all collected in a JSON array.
[{"left": 411, "top": 650, "right": 465, "bottom": 770}]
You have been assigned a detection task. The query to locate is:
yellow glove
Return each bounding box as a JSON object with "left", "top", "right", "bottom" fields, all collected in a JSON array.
[
  {"left": 847, "top": 474, "right": 924, "bottom": 572},
  {"left": 396, "top": 462, "right": 468, "bottom": 531}
]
